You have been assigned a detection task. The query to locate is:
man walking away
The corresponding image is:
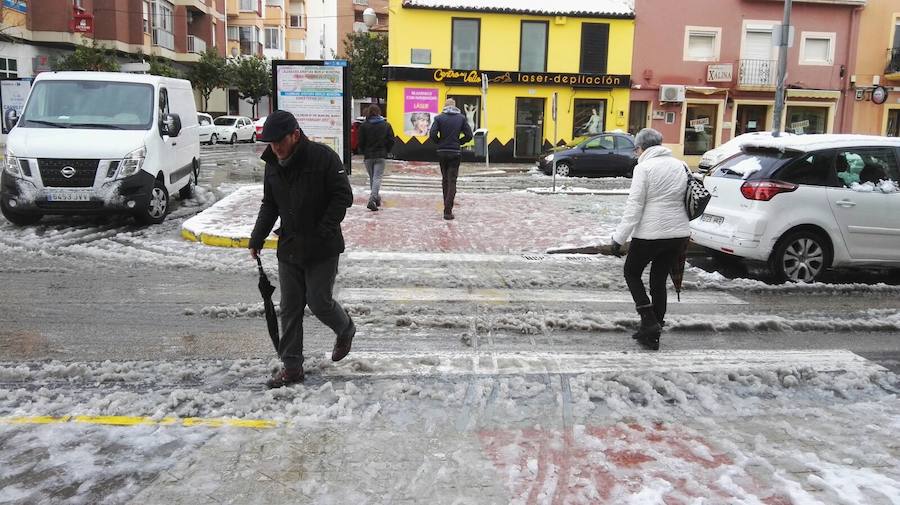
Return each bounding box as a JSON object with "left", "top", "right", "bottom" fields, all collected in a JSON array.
[
  {"left": 358, "top": 104, "right": 395, "bottom": 211},
  {"left": 428, "top": 98, "right": 473, "bottom": 220},
  {"left": 249, "top": 110, "right": 356, "bottom": 388}
]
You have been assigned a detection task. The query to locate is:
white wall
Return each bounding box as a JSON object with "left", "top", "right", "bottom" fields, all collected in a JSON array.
[{"left": 304, "top": 0, "right": 338, "bottom": 59}]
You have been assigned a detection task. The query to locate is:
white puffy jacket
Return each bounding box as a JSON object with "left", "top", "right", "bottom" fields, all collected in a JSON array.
[{"left": 612, "top": 145, "right": 691, "bottom": 244}]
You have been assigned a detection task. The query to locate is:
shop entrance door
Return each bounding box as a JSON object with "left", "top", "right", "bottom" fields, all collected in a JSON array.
[
  {"left": 514, "top": 97, "right": 545, "bottom": 158},
  {"left": 735, "top": 104, "right": 768, "bottom": 135}
]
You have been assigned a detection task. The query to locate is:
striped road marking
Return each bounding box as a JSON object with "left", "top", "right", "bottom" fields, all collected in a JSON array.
[{"left": 338, "top": 287, "right": 747, "bottom": 305}]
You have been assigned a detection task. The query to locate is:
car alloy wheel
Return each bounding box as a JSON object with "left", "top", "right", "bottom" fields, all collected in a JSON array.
[
  {"left": 772, "top": 232, "right": 827, "bottom": 283},
  {"left": 555, "top": 162, "right": 571, "bottom": 177}
]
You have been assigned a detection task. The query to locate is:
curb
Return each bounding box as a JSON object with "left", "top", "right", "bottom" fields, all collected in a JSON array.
[{"left": 181, "top": 227, "right": 277, "bottom": 249}]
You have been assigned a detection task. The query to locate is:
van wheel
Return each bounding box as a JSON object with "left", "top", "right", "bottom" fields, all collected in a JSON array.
[
  {"left": 1, "top": 200, "right": 42, "bottom": 226},
  {"left": 210, "top": 134, "right": 218, "bottom": 145},
  {"left": 230, "top": 133, "right": 237, "bottom": 144},
  {"left": 179, "top": 162, "right": 199, "bottom": 199},
  {"left": 135, "top": 180, "right": 169, "bottom": 225},
  {"left": 769, "top": 230, "right": 829, "bottom": 283}
]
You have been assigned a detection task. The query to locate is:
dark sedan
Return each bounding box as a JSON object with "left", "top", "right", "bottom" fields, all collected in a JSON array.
[{"left": 536, "top": 132, "right": 638, "bottom": 177}]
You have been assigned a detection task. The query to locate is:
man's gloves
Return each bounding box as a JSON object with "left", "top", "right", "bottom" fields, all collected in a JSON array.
[{"left": 610, "top": 238, "right": 624, "bottom": 258}]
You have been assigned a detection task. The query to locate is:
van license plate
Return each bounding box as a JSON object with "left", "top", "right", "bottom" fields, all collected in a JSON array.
[
  {"left": 47, "top": 191, "right": 91, "bottom": 202},
  {"left": 701, "top": 213, "right": 724, "bottom": 225}
]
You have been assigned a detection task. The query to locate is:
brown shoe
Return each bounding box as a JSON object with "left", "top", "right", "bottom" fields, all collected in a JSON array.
[
  {"left": 332, "top": 315, "right": 356, "bottom": 362},
  {"left": 266, "top": 367, "right": 304, "bottom": 389}
]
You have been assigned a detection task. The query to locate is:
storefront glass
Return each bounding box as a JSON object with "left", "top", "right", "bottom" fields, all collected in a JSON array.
[
  {"left": 785, "top": 106, "right": 827, "bottom": 135},
  {"left": 684, "top": 103, "right": 718, "bottom": 155},
  {"left": 887, "top": 109, "right": 900, "bottom": 137},
  {"left": 573, "top": 99, "right": 606, "bottom": 138},
  {"left": 447, "top": 94, "right": 480, "bottom": 133},
  {"left": 515, "top": 97, "right": 545, "bottom": 158}
]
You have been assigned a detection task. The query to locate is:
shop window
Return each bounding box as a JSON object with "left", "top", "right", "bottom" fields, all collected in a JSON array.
[
  {"left": 887, "top": 109, "right": 899, "bottom": 137},
  {"left": 684, "top": 103, "right": 718, "bottom": 155},
  {"left": 628, "top": 101, "right": 648, "bottom": 135},
  {"left": 573, "top": 99, "right": 606, "bottom": 138},
  {"left": 799, "top": 32, "right": 834, "bottom": 66},
  {"left": 0, "top": 58, "right": 18, "bottom": 79},
  {"left": 446, "top": 94, "right": 479, "bottom": 132},
  {"left": 579, "top": 23, "right": 609, "bottom": 74},
  {"left": 684, "top": 27, "right": 721, "bottom": 62},
  {"left": 785, "top": 106, "right": 827, "bottom": 134},
  {"left": 519, "top": 21, "right": 548, "bottom": 73},
  {"left": 452, "top": 18, "right": 479, "bottom": 70}
]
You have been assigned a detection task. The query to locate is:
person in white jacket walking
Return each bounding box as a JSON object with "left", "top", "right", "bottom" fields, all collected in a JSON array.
[{"left": 611, "top": 128, "right": 691, "bottom": 350}]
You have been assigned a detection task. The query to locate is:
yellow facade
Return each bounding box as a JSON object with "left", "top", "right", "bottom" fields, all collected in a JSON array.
[
  {"left": 851, "top": 1, "right": 900, "bottom": 136},
  {"left": 386, "top": 0, "right": 634, "bottom": 161}
]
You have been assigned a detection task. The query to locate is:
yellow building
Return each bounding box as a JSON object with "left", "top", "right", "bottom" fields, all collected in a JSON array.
[
  {"left": 851, "top": 0, "right": 900, "bottom": 136},
  {"left": 386, "top": 0, "right": 635, "bottom": 161}
]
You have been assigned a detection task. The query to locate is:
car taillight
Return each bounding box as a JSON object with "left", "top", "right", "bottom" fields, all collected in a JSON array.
[{"left": 740, "top": 180, "right": 798, "bottom": 201}]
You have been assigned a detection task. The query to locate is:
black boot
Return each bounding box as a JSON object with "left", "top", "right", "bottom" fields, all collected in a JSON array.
[{"left": 634, "top": 304, "right": 661, "bottom": 350}]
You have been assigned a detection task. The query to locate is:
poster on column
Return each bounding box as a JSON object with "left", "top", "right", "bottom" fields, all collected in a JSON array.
[
  {"left": 403, "top": 88, "right": 438, "bottom": 137},
  {"left": 272, "top": 60, "right": 350, "bottom": 169},
  {"left": 0, "top": 79, "right": 31, "bottom": 134}
]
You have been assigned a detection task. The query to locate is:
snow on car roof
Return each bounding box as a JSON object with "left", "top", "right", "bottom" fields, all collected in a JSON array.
[
  {"left": 401, "top": 0, "right": 634, "bottom": 17},
  {"left": 743, "top": 134, "right": 900, "bottom": 153}
]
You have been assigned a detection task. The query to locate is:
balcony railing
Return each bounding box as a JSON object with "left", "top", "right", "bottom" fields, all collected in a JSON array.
[
  {"left": 886, "top": 48, "right": 900, "bottom": 75},
  {"left": 152, "top": 29, "right": 175, "bottom": 51},
  {"left": 188, "top": 35, "right": 207, "bottom": 54},
  {"left": 738, "top": 59, "right": 776, "bottom": 87}
]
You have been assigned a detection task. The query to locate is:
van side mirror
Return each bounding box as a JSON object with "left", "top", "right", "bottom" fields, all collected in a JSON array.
[{"left": 161, "top": 113, "right": 182, "bottom": 137}]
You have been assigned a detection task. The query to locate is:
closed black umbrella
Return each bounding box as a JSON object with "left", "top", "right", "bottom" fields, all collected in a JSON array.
[{"left": 256, "top": 256, "right": 279, "bottom": 352}]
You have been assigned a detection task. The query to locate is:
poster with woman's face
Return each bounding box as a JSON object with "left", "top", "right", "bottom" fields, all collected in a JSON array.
[{"left": 403, "top": 88, "right": 438, "bottom": 136}]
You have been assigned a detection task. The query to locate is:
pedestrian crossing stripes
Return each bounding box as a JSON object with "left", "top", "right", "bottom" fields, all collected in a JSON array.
[{"left": 337, "top": 287, "right": 747, "bottom": 305}]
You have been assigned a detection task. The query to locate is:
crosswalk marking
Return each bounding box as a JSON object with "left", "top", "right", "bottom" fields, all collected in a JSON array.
[{"left": 338, "top": 287, "right": 747, "bottom": 305}]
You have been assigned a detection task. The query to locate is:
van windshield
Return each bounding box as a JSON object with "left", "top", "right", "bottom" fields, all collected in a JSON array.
[{"left": 20, "top": 80, "right": 154, "bottom": 130}]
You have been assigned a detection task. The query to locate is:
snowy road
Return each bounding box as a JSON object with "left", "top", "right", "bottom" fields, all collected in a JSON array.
[{"left": 2, "top": 146, "right": 900, "bottom": 503}]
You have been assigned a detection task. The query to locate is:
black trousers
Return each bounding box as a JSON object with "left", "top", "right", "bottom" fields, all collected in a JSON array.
[
  {"left": 623, "top": 237, "right": 689, "bottom": 322},
  {"left": 437, "top": 152, "right": 461, "bottom": 213},
  {"left": 278, "top": 255, "right": 350, "bottom": 369}
]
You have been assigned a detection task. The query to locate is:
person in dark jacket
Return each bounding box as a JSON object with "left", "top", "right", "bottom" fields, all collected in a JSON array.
[
  {"left": 249, "top": 110, "right": 355, "bottom": 388},
  {"left": 428, "top": 98, "right": 473, "bottom": 220},
  {"left": 357, "top": 104, "right": 395, "bottom": 211}
]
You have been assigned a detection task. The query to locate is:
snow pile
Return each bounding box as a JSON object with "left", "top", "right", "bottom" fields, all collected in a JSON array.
[{"left": 851, "top": 179, "right": 899, "bottom": 193}]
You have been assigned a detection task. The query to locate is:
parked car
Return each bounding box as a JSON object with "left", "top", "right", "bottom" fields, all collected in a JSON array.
[
  {"left": 698, "top": 131, "right": 793, "bottom": 173},
  {"left": 536, "top": 132, "right": 637, "bottom": 177},
  {"left": 213, "top": 115, "right": 256, "bottom": 144},
  {"left": 254, "top": 116, "right": 266, "bottom": 137},
  {"left": 1, "top": 71, "right": 200, "bottom": 226},
  {"left": 690, "top": 134, "right": 900, "bottom": 283},
  {"left": 197, "top": 112, "right": 216, "bottom": 144}
]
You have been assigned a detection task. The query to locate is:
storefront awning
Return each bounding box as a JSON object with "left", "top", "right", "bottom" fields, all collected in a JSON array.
[
  {"left": 785, "top": 89, "right": 841, "bottom": 100},
  {"left": 685, "top": 86, "right": 728, "bottom": 95}
]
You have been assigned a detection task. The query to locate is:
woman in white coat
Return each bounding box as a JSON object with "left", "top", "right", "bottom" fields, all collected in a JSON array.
[{"left": 611, "top": 128, "right": 691, "bottom": 350}]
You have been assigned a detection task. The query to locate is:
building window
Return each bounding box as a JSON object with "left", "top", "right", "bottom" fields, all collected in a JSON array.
[
  {"left": 451, "top": 18, "right": 479, "bottom": 70},
  {"left": 411, "top": 48, "right": 431, "bottom": 65},
  {"left": 580, "top": 23, "right": 609, "bottom": 74},
  {"left": 573, "top": 99, "right": 606, "bottom": 137},
  {"left": 265, "top": 28, "right": 281, "bottom": 50},
  {"left": 684, "top": 103, "right": 718, "bottom": 155},
  {"left": 289, "top": 38, "right": 306, "bottom": 54},
  {"left": 799, "top": 32, "right": 835, "bottom": 66},
  {"left": 289, "top": 0, "right": 305, "bottom": 28},
  {"left": 0, "top": 58, "right": 18, "bottom": 78},
  {"left": 239, "top": 0, "right": 257, "bottom": 12},
  {"left": 227, "top": 26, "right": 239, "bottom": 41},
  {"left": 519, "top": 21, "right": 548, "bottom": 73},
  {"left": 142, "top": 1, "right": 151, "bottom": 33},
  {"left": 684, "top": 26, "right": 720, "bottom": 62},
  {"left": 786, "top": 106, "right": 827, "bottom": 135}
]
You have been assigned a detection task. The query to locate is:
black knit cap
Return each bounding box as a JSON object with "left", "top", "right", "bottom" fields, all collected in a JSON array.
[{"left": 259, "top": 110, "right": 300, "bottom": 142}]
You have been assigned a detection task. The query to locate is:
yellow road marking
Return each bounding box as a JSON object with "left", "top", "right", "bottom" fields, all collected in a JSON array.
[{"left": 0, "top": 415, "right": 277, "bottom": 429}]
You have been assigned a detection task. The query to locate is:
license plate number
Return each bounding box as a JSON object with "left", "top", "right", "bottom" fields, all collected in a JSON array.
[
  {"left": 47, "top": 191, "right": 92, "bottom": 202},
  {"left": 701, "top": 213, "right": 724, "bottom": 225}
]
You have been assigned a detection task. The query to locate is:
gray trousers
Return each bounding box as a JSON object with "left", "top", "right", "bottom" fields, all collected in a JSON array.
[
  {"left": 364, "top": 158, "right": 385, "bottom": 204},
  {"left": 278, "top": 255, "right": 350, "bottom": 369}
]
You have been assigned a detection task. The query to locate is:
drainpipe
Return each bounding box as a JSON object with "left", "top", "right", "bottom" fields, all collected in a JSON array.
[{"left": 840, "top": 6, "right": 862, "bottom": 134}]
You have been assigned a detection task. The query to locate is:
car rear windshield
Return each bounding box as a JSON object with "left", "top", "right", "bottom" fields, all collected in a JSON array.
[
  {"left": 20, "top": 80, "right": 154, "bottom": 130},
  {"left": 710, "top": 149, "right": 798, "bottom": 180},
  {"left": 214, "top": 117, "right": 237, "bottom": 126}
]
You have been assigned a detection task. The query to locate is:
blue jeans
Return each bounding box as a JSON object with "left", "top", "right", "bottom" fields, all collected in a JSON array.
[{"left": 364, "top": 158, "right": 385, "bottom": 205}]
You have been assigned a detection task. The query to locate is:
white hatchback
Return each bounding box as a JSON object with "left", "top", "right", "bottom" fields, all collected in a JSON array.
[
  {"left": 213, "top": 115, "right": 256, "bottom": 144},
  {"left": 690, "top": 134, "right": 900, "bottom": 282},
  {"left": 197, "top": 112, "right": 216, "bottom": 144},
  {"left": 698, "top": 131, "right": 793, "bottom": 173}
]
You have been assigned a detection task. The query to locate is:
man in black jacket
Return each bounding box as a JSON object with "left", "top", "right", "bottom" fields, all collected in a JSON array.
[
  {"left": 249, "top": 110, "right": 355, "bottom": 388},
  {"left": 357, "top": 104, "right": 394, "bottom": 211},
  {"left": 428, "top": 98, "right": 473, "bottom": 220}
]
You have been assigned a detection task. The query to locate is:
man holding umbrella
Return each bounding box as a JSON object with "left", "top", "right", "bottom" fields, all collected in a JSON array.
[{"left": 249, "top": 110, "right": 355, "bottom": 388}]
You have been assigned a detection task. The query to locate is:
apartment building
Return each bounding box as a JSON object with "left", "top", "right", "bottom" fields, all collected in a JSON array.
[{"left": 850, "top": 0, "right": 900, "bottom": 136}]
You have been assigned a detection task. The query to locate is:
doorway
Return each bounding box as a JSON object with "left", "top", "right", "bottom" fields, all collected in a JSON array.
[
  {"left": 735, "top": 104, "right": 768, "bottom": 135},
  {"left": 514, "top": 97, "right": 545, "bottom": 158}
]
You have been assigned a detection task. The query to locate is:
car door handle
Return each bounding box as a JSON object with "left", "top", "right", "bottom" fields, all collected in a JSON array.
[
  {"left": 835, "top": 199, "right": 856, "bottom": 208},
  {"left": 172, "top": 142, "right": 177, "bottom": 146}
]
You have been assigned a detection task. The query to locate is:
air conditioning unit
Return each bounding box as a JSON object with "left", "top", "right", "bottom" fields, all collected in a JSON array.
[{"left": 659, "top": 85, "right": 686, "bottom": 103}]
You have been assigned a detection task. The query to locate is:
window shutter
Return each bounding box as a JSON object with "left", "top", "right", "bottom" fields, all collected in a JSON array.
[{"left": 580, "top": 23, "right": 609, "bottom": 74}]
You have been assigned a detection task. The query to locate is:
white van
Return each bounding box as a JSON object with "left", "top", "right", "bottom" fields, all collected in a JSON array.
[{"left": 1, "top": 71, "right": 201, "bottom": 225}]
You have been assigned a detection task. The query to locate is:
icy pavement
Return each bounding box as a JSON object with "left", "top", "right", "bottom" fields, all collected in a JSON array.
[{"left": 1, "top": 351, "right": 900, "bottom": 504}]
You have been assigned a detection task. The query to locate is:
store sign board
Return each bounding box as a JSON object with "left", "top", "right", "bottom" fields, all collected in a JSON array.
[
  {"left": 387, "top": 66, "right": 630, "bottom": 89},
  {"left": 707, "top": 64, "right": 733, "bottom": 82}
]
